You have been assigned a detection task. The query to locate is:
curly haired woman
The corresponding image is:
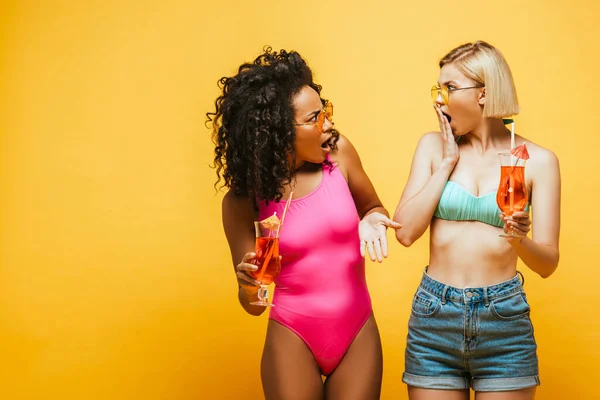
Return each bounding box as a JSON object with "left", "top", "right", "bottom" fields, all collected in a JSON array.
[{"left": 208, "top": 47, "right": 401, "bottom": 400}]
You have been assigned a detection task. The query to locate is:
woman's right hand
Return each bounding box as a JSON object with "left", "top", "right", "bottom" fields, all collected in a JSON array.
[
  {"left": 236, "top": 252, "right": 261, "bottom": 289},
  {"left": 434, "top": 104, "right": 459, "bottom": 167}
]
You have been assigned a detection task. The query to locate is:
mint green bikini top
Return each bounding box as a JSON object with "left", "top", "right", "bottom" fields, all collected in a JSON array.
[
  {"left": 433, "top": 181, "right": 505, "bottom": 228},
  {"left": 434, "top": 119, "right": 530, "bottom": 228}
]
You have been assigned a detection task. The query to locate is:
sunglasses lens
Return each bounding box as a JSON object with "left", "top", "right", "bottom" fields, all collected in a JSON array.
[
  {"left": 441, "top": 86, "right": 449, "bottom": 104},
  {"left": 317, "top": 111, "right": 325, "bottom": 132},
  {"left": 431, "top": 86, "right": 449, "bottom": 104},
  {"left": 317, "top": 103, "right": 333, "bottom": 131},
  {"left": 430, "top": 86, "right": 439, "bottom": 103}
]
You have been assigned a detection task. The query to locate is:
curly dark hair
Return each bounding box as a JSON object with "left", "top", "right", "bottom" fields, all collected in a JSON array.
[{"left": 207, "top": 47, "right": 339, "bottom": 205}]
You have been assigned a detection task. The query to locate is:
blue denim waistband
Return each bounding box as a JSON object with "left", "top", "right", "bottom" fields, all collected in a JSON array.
[{"left": 420, "top": 267, "right": 524, "bottom": 306}]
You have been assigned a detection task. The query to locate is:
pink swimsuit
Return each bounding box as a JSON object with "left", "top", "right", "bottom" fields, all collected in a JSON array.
[{"left": 258, "top": 162, "right": 372, "bottom": 376}]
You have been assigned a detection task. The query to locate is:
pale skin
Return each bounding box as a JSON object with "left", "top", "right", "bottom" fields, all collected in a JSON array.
[
  {"left": 394, "top": 63, "right": 561, "bottom": 400},
  {"left": 222, "top": 85, "right": 401, "bottom": 399}
]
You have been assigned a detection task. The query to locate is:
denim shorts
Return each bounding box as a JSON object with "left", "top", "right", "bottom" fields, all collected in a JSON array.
[{"left": 403, "top": 268, "right": 540, "bottom": 392}]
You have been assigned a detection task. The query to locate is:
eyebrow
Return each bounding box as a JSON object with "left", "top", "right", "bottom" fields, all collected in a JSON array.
[
  {"left": 305, "top": 109, "right": 321, "bottom": 118},
  {"left": 438, "top": 80, "right": 458, "bottom": 86}
]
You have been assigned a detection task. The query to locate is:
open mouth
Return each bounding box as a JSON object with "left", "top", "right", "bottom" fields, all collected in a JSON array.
[
  {"left": 442, "top": 112, "right": 452, "bottom": 123},
  {"left": 321, "top": 135, "right": 333, "bottom": 150}
]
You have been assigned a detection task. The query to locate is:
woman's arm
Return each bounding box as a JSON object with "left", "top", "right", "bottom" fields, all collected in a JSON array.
[
  {"left": 507, "top": 149, "right": 561, "bottom": 278},
  {"left": 335, "top": 135, "right": 388, "bottom": 219},
  {"left": 222, "top": 191, "right": 267, "bottom": 316},
  {"left": 393, "top": 106, "right": 459, "bottom": 247},
  {"left": 333, "top": 135, "right": 401, "bottom": 261},
  {"left": 393, "top": 133, "right": 454, "bottom": 247}
]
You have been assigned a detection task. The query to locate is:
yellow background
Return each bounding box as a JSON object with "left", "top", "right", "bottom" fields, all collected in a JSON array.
[{"left": 1, "top": 0, "right": 598, "bottom": 399}]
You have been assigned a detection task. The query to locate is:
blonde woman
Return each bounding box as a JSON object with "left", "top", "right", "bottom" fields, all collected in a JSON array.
[{"left": 394, "top": 41, "right": 560, "bottom": 399}]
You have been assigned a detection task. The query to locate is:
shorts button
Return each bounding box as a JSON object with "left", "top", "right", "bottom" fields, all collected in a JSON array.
[{"left": 466, "top": 292, "right": 473, "bottom": 298}]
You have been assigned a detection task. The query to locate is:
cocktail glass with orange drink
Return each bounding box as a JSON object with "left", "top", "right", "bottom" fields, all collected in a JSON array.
[
  {"left": 249, "top": 192, "right": 293, "bottom": 307},
  {"left": 249, "top": 213, "right": 282, "bottom": 307},
  {"left": 496, "top": 143, "right": 530, "bottom": 238}
]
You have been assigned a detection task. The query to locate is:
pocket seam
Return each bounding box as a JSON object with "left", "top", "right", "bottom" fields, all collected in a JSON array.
[
  {"left": 490, "top": 292, "right": 530, "bottom": 321},
  {"left": 411, "top": 290, "right": 441, "bottom": 318}
]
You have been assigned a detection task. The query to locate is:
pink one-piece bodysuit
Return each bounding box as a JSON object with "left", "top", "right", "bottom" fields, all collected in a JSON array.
[{"left": 258, "top": 161, "right": 372, "bottom": 376}]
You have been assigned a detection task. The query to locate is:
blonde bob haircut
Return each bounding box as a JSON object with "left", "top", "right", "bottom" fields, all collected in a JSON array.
[{"left": 440, "top": 41, "right": 519, "bottom": 118}]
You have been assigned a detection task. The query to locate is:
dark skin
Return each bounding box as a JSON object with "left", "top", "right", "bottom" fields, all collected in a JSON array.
[{"left": 222, "top": 85, "right": 401, "bottom": 399}]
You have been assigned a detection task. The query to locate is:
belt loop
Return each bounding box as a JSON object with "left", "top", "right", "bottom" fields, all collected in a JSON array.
[
  {"left": 441, "top": 285, "right": 448, "bottom": 305},
  {"left": 483, "top": 286, "right": 489, "bottom": 307},
  {"left": 517, "top": 270, "right": 525, "bottom": 287}
]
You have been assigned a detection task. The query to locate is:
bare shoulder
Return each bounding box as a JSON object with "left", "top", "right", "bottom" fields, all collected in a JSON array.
[
  {"left": 416, "top": 131, "right": 444, "bottom": 167},
  {"left": 517, "top": 136, "right": 560, "bottom": 172},
  {"left": 515, "top": 137, "right": 560, "bottom": 196},
  {"left": 223, "top": 189, "right": 247, "bottom": 208},
  {"left": 330, "top": 134, "right": 357, "bottom": 160},
  {"left": 328, "top": 134, "right": 358, "bottom": 179},
  {"left": 222, "top": 190, "right": 256, "bottom": 222},
  {"left": 419, "top": 131, "right": 444, "bottom": 149}
]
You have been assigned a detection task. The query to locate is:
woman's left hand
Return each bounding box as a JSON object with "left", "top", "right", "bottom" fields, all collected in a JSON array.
[
  {"left": 359, "top": 212, "right": 403, "bottom": 262},
  {"left": 501, "top": 210, "right": 531, "bottom": 242}
]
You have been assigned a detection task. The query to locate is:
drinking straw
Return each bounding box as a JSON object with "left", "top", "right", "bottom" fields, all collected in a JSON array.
[
  {"left": 509, "top": 121, "right": 516, "bottom": 213},
  {"left": 276, "top": 191, "right": 293, "bottom": 238},
  {"left": 510, "top": 121, "right": 515, "bottom": 150}
]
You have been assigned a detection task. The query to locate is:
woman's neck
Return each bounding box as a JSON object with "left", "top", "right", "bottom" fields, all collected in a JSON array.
[{"left": 462, "top": 118, "right": 511, "bottom": 154}]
